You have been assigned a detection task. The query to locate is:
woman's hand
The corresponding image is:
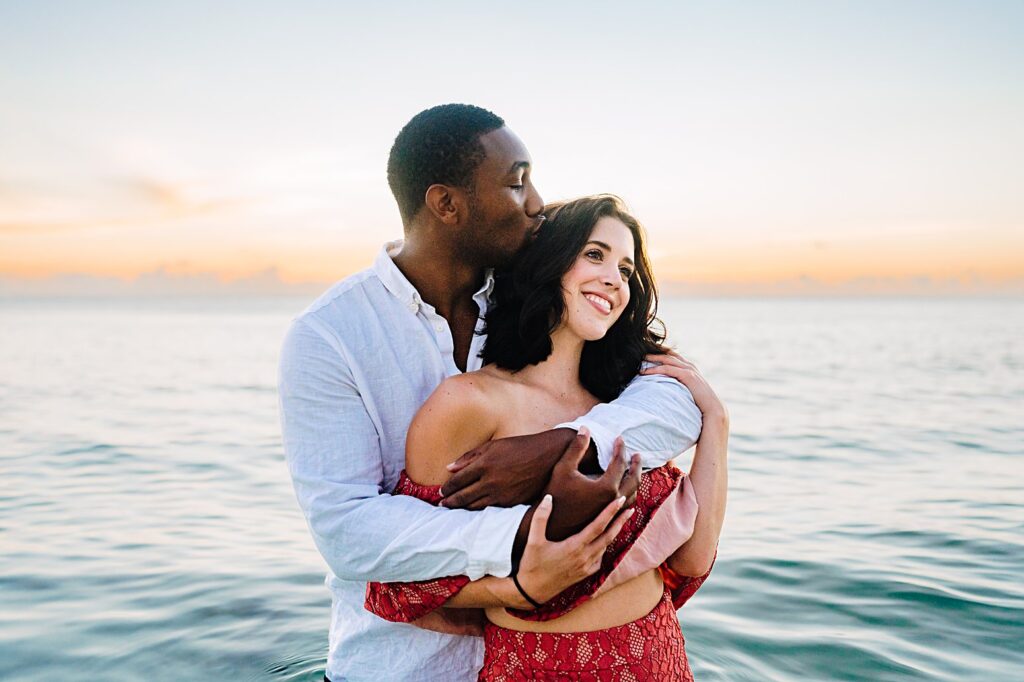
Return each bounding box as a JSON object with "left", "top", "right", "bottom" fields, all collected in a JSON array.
[
  {"left": 642, "top": 352, "right": 727, "bottom": 421},
  {"left": 513, "top": 493, "right": 635, "bottom": 607}
]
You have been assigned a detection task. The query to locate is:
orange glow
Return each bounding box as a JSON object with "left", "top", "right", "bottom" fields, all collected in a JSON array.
[{"left": 4, "top": 225, "right": 1021, "bottom": 295}]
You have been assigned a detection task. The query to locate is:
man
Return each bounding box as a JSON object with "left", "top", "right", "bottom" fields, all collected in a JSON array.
[{"left": 278, "top": 104, "right": 702, "bottom": 681}]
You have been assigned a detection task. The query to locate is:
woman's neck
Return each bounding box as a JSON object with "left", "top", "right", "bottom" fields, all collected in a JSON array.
[{"left": 512, "top": 325, "right": 587, "bottom": 399}]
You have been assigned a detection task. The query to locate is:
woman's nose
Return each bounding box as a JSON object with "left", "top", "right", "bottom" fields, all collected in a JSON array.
[{"left": 602, "top": 265, "right": 621, "bottom": 288}]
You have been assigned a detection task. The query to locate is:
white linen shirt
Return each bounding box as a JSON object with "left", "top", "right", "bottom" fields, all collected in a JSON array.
[{"left": 278, "top": 240, "right": 702, "bottom": 682}]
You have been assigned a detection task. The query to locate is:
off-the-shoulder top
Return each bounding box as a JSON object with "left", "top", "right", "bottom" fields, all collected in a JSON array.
[{"left": 364, "top": 463, "right": 713, "bottom": 631}]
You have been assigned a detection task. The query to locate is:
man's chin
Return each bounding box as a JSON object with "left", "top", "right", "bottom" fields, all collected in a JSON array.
[
  {"left": 476, "top": 245, "right": 518, "bottom": 270},
  {"left": 515, "top": 232, "right": 538, "bottom": 255}
]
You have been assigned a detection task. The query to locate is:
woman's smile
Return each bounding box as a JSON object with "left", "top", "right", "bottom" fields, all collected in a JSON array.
[{"left": 583, "top": 292, "right": 613, "bottom": 315}]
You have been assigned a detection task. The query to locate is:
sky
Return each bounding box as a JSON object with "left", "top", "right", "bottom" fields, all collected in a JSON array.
[{"left": 2, "top": 0, "right": 1022, "bottom": 295}]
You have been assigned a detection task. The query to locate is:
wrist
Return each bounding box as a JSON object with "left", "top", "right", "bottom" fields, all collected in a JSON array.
[
  {"left": 552, "top": 427, "right": 600, "bottom": 474},
  {"left": 701, "top": 408, "right": 729, "bottom": 429},
  {"left": 510, "top": 506, "right": 535, "bottom": 572},
  {"left": 549, "top": 428, "right": 578, "bottom": 463},
  {"left": 511, "top": 571, "right": 543, "bottom": 610},
  {"left": 491, "top": 576, "right": 532, "bottom": 610}
]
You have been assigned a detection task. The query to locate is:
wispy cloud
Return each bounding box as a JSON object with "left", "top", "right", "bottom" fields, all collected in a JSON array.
[
  {"left": 0, "top": 266, "right": 327, "bottom": 297},
  {"left": 0, "top": 174, "right": 253, "bottom": 234}
]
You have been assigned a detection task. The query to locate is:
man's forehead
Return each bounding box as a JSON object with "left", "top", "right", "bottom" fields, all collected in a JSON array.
[{"left": 479, "top": 127, "right": 531, "bottom": 171}]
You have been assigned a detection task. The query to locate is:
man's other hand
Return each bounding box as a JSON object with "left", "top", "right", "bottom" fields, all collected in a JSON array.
[
  {"left": 541, "top": 427, "right": 641, "bottom": 542},
  {"left": 441, "top": 428, "right": 583, "bottom": 509},
  {"left": 513, "top": 492, "right": 636, "bottom": 606}
]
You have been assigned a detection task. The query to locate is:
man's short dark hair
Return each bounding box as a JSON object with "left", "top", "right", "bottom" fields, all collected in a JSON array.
[{"left": 387, "top": 104, "right": 505, "bottom": 225}]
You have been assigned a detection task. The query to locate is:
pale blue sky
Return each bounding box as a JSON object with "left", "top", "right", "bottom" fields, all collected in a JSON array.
[{"left": 2, "top": 1, "right": 1022, "bottom": 292}]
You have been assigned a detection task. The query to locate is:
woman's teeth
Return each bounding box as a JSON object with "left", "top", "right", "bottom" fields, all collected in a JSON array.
[{"left": 584, "top": 293, "right": 611, "bottom": 313}]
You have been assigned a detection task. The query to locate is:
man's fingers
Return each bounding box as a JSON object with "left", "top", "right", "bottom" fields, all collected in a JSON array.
[
  {"left": 462, "top": 493, "right": 492, "bottom": 511},
  {"left": 446, "top": 449, "right": 483, "bottom": 473},
  {"left": 622, "top": 453, "right": 641, "bottom": 507},
  {"left": 576, "top": 495, "right": 626, "bottom": 544},
  {"left": 625, "top": 453, "right": 641, "bottom": 484},
  {"left": 440, "top": 466, "right": 482, "bottom": 498},
  {"left": 527, "top": 494, "right": 553, "bottom": 545},
  {"left": 617, "top": 454, "right": 641, "bottom": 501},
  {"left": 441, "top": 479, "right": 486, "bottom": 508},
  {"left": 599, "top": 437, "right": 627, "bottom": 484},
  {"left": 558, "top": 427, "right": 592, "bottom": 472}
]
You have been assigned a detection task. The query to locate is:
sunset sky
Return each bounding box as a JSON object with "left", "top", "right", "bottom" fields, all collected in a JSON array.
[{"left": 2, "top": 1, "right": 1022, "bottom": 295}]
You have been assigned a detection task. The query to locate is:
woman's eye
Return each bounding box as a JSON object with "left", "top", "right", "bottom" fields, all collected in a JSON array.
[
  {"left": 585, "top": 250, "right": 603, "bottom": 260},
  {"left": 620, "top": 267, "right": 634, "bottom": 279}
]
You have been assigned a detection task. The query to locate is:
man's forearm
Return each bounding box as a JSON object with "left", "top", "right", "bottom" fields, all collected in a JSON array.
[
  {"left": 301, "top": 487, "right": 528, "bottom": 582},
  {"left": 281, "top": 315, "right": 532, "bottom": 584},
  {"left": 557, "top": 373, "right": 702, "bottom": 471},
  {"left": 510, "top": 506, "right": 535, "bottom": 572}
]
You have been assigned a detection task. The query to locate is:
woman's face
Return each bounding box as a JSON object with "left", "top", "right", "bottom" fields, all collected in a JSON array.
[{"left": 558, "top": 216, "right": 636, "bottom": 342}]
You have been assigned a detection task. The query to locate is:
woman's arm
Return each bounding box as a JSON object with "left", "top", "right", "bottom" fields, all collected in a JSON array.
[
  {"left": 444, "top": 493, "right": 634, "bottom": 609},
  {"left": 641, "top": 354, "right": 728, "bottom": 577},
  {"left": 668, "top": 410, "right": 728, "bottom": 576}
]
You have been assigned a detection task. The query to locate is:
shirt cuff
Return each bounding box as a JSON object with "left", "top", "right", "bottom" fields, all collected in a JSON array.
[
  {"left": 554, "top": 419, "right": 618, "bottom": 471},
  {"left": 465, "top": 504, "right": 531, "bottom": 580}
]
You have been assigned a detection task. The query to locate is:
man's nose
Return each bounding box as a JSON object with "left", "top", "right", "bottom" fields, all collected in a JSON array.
[{"left": 525, "top": 183, "right": 544, "bottom": 217}]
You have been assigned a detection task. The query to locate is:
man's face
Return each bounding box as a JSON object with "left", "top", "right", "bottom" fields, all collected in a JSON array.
[{"left": 461, "top": 127, "right": 545, "bottom": 268}]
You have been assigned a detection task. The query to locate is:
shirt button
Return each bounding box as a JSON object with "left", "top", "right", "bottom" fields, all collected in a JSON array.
[
  {"left": 407, "top": 302, "right": 419, "bottom": 313},
  {"left": 434, "top": 322, "right": 444, "bottom": 332}
]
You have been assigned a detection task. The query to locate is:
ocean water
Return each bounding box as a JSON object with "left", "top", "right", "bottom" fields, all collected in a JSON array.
[{"left": 1, "top": 296, "right": 1022, "bottom": 681}]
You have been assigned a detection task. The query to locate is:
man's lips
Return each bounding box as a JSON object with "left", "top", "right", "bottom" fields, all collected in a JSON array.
[{"left": 528, "top": 215, "right": 546, "bottom": 237}]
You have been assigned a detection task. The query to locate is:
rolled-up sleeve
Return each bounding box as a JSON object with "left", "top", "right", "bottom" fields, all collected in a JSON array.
[
  {"left": 556, "top": 368, "right": 703, "bottom": 470},
  {"left": 278, "top": 317, "right": 527, "bottom": 582}
]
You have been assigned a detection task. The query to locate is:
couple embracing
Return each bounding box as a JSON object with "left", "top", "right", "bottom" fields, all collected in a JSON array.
[{"left": 279, "top": 104, "right": 729, "bottom": 681}]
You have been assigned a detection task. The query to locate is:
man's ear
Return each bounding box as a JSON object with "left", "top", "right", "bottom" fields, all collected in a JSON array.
[{"left": 423, "top": 184, "right": 468, "bottom": 226}]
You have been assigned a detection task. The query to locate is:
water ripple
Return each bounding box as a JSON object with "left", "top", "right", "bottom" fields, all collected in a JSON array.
[{"left": 2, "top": 297, "right": 1022, "bottom": 681}]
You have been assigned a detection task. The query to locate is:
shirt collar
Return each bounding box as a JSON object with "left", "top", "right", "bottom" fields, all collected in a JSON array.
[{"left": 374, "top": 239, "right": 496, "bottom": 310}]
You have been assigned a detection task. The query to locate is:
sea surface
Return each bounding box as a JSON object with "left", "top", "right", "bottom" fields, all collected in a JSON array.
[{"left": 1, "top": 296, "right": 1022, "bottom": 681}]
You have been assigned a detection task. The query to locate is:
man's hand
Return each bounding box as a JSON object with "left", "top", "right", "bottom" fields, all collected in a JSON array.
[
  {"left": 514, "top": 492, "right": 636, "bottom": 606},
  {"left": 542, "top": 427, "right": 642, "bottom": 542},
  {"left": 441, "top": 428, "right": 588, "bottom": 509}
]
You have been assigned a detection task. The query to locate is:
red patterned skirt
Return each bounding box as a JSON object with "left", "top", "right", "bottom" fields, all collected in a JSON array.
[{"left": 478, "top": 588, "right": 693, "bottom": 682}]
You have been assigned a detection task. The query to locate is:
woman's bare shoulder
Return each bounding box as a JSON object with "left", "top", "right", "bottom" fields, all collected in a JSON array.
[
  {"left": 404, "top": 370, "right": 506, "bottom": 485},
  {"left": 422, "top": 370, "right": 507, "bottom": 418}
]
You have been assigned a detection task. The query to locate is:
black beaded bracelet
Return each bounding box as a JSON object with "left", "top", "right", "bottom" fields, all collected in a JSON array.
[{"left": 511, "top": 572, "right": 543, "bottom": 609}]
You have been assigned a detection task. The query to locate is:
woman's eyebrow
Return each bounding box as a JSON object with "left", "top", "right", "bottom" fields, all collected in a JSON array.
[{"left": 586, "top": 240, "right": 635, "bottom": 267}]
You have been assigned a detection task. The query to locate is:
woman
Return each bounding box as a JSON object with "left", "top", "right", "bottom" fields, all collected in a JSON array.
[{"left": 366, "top": 195, "right": 729, "bottom": 680}]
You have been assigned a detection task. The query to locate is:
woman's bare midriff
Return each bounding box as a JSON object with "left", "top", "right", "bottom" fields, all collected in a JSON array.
[{"left": 486, "top": 568, "right": 664, "bottom": 633}]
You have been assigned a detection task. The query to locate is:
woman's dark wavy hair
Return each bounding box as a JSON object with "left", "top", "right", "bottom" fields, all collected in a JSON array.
[{"left": 481, "top": 194, "right": 669, "bottom": 402}]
